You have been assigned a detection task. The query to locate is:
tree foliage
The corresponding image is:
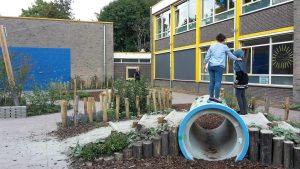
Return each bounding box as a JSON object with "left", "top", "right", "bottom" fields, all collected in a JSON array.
[
  {"left": 97, "top": 0, "right": 160, "bottom": 52},
  {"left": 21, "top": 0, "right": 73, "bottom": 19}
]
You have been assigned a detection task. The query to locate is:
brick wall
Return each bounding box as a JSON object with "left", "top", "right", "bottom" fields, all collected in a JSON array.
[
  {"left": 0, "top": 17, "right": 114, "bottom": 82},
  {"left": 293, "top": 1, "right": 300, "bottom": 103},
  {"left": 240, "top": 2, "right": 293, "bottom": 35},
  {"left": 200, "top": 19, "right": 234, "bottom": 42},
  {"left": 174, "top": 30, "right": 196, "bottom": 48},
  {"left": 114, "top": 63, "right": 151, "bottom": 81}
]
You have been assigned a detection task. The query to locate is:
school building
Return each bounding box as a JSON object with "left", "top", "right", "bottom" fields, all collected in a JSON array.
[{"left": 151, "top": 0, "right": 300, "bottom": 103}]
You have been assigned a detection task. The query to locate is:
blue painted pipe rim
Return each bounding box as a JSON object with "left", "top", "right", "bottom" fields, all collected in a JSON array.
[{"left": 178, "top": 104, "right": 249, "bottom": 162}]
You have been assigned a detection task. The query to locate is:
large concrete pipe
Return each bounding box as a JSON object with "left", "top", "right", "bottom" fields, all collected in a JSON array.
[{"left": 178, "top": 95, "right": 249, "bottom": 161}]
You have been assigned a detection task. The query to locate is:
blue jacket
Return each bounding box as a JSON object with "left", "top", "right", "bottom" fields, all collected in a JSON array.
[
  {"left": 204, "top": 43, "right": 238, "bottom": 68},
  {"left": 233, "top": 49, "right": 247, "bottom": 73}
]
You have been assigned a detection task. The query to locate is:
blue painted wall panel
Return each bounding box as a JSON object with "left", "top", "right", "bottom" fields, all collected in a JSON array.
[{"left": 0, "top": 47, "right": 71, "bottom": 90}]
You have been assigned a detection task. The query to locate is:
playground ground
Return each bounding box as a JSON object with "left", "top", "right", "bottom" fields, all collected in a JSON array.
[{"left": 0, "top": 92, "right": 296, "bottom": 169}]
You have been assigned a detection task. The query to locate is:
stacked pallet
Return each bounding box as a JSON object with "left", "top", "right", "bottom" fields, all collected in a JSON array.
[{"left": 0, "top": 106, "right": 27, "bottom": 118}]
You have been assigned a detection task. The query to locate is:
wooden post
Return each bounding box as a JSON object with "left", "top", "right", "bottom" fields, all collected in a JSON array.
[
  {"left": 83, "top": 97, "right": 88, "bottom": 114},
  {"left": 61, "top": 100, "right": 68, "bottom": 127},
  {"left": 59, "top": 82, "right": 62, "bottom": 99},
  {"left": 158, "top": 92, "right": 162, "bottom": 111},
  {"left": 136, "top": 96, "right": 141, "bottom": 117},
  {"left": 99, "top": 94, "right": 103, "bottom": 112},
  {"left": 152, "top": 90, "right": 157, "bottom": 112},
  {"left": 123, "top": 148, "right": 132, "bottom": 159},
  {"left": 249, "top": 128, "right": 260, "bottom": 162},
  {"left": 142, "top": 140, "right": 153, "bottom": 159},
  {"left": 0, "top": 25, "right": 19, "bottom": 106},
  {"left": 161, "top": 131, "right": 169, "bottom": 156},
  {"left": 260, "top": 130, "right": 273, "bottom": 165},
  {"left": 283, "top": 140, "right": 294, "bottom": 169},
  {"left": 264, "top": 94, "right": 270, "bottom": 114},
  {"left": 162, "top": 90, "right": 166, "bottom": 110},
  {"left": 272, "top": 137, "right": 284, "bottom": 166},
  {"left": 125, "top": 98, "right": 130, "bottom": 119},
  {"left": 294, "top": 147, "right": 300, "bottom": 169},
  {"left": 87, "top": 97, "right": 93, "bottom": 123},
  {"left": 103, "top": 95, "right": 108, "bottom": 122},
  {"left": 220, "top": 88, "right": 225, "bottom": 98},
  {"left": 284, "top": 97, "right": 290, "bottom": 121},
  {"left": 251, "top": 97, "right": 256, "bottom": 111},
  {"left": 132, "top": 142, "right": 142, "bottom": 159},
  {"left": 152, "top": 136, "right": 162, "bottom": 157},
  {"left": 73, "top": 79, "right": 77, "bottom": 99},
  {"left": 169, "top": 126, "right": 179, "bottom": 156},
  {"left": 165, "top": 89, "right": 169, "bottom": 108},
  {"left": 115, "top": 95, "right": 120, "bottom": 121},
  {"left": 169, "top": 90, "right": 172, "bottom": 107},
  {"left": 108, "top": 89, "right": 112, "bottom": 106},
  {"left": 74, "top": 96, "right": 79, "bottom": 126},
  {"left": 146, "top": 95, "right": 151, "bottom": 113},
  {"left": 80, "top": 81, "right": 83, "bottom": 90},
  {"left": 92, "top": 97, "right": 96, "bottom": 114},
  {"left": 114, "top": 152, "right": 123, "bottom": 161}
]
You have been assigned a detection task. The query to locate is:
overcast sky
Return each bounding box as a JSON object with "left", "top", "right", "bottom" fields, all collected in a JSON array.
[{"left": 0, "top": 0, "right": 115, "bottom": 21}]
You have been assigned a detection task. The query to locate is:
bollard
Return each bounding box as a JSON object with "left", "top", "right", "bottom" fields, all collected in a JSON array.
[
  {"left": 61, "top": 100, "right": 68, "bottom": 127},
  {"left": 115, "top": 95, "right": 120, "bottom": 121}
]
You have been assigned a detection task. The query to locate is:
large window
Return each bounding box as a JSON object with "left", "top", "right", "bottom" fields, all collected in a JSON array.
[
  {"left": 202, "top": 0, "right": 235, "bottom": 26},
  {"left": 241, "top": 34, "right": 293, "bottom": 86},
  {"left": 242, "top": 0, "right": 292, "bottom": 14},
  {"left": 175, "top": 0, "right": 196, "bottom": 34},
  {"left": 156, "top": 10, "right": 170, "bottom": 39}
]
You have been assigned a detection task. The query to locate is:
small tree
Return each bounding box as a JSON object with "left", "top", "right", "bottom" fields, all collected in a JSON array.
[{"left": 21, "top": 0, "right": 73, "bottom": 19}]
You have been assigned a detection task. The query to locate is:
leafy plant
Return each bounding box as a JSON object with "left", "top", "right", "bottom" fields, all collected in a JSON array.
[
  {"left": 272, "top": 127, "right": 300, "bottom": 146},
  {"left": 107, "top": 108, "right": 115, "bottom": 121},
  {"left": 265, "top": 113, "right": 282, "bottom": 122},
  {"left": 224, "top": 94, "right": 238, "bottom": 110}
]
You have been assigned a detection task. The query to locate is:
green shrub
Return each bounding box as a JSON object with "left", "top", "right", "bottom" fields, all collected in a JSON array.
[
  {"left": 103, "top": 132, "right": 128, "bottom": 155},
  {"left": 224, "top": 94, "right": 238, "bottom": 110},
  {"left": 114, "top": 77, "right": 149, "bottom": 117},
  {"left": 272, "top": 127, "right": 300, "bottom": 146},
  {"left": 265, "top": 113, "right": 282, "bottom": 122}
]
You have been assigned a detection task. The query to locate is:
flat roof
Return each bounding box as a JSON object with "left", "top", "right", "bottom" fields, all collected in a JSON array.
[
  {"left": 0, "top": 16, "right": 113, "bottom": 24},
  {"left": 114, "top": 52, "right": 151, "bottom": 59}
]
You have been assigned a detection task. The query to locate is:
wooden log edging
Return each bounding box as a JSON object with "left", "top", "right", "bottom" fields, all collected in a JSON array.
[
  {"left": 260, "top": 130, "right": 273, "bottom": 165},
  {"left": 249, "top": 127, "right": 259, "bottom": 162}
]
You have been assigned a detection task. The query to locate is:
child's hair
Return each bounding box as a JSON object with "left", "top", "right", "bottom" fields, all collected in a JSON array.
[{"left": 216, "top": 33, "right": 226, "bottom": 42}]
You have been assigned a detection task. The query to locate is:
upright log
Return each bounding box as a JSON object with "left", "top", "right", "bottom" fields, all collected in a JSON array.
[
  {"left": 73, "top": 79, "right": 77, "bottom": 99},
  {"left": 83, "top": 97, "right": 88, "bottom": 114},
  {"left": 284, "top": 97, "right": 290, "bottom": 121},
  {"left": 74, "top": 96, "right": 79, "bottom": 126},
  {"left": 115, "top": 95, "right": 120, "bottom": 121},
  {"left": 169, "top": 127, "right": 179, "bottom": 156},
  {"left": 61, "top": 100, "right": 68, "bottom": 127},
  {"left": 136, "top": 96, "right": 141, "bottom": 117},
  {"left": 264, "top": 94, "right": 270, "bottom": 113},
  {"left": 162, "top": 90, "right": 166, "bottom": 110},
  {"left": 146, "top": 95, "right": 151, "bottom": 113},
  {"left": 260, "top": 130, "right": 273, "bottom": 165},
  {"left": 132, "top": 142, "right": 142, "bottom": 159},
  {"left": 220, "top": 88, "right": 225, "bottom": 98},
  {"left": 165, "top": 89, "right": 169, "bottom": 108},
  {"left": 59, "top": 82, "right": 62, "bottom": 99},
  {"left": 169, "top": 90, "right": 172, "bottom": 107},
  {"left": 125, "top": 98, "right": 130, "bottom": 119},
  {"left": 123, "top": 148, "right": 132, "bottom": 159},
  {"left": 99, "top": 94, "right": 103, "bottom": 112},
  {"left": 103, "top": 95, "right": 108, "bottom": 122},
  {"left": 251, "top": 97, "right": 256, "bottom": 111},
  {"left": 294, "top": 147, "right": 300, "bottom": 169},
  {"left": 158, "top": 91, "right": 162, "bottom": 111},
  {"left": 272, "top": 137, "right": 284, "bottom": 166},
  {"left": 108, "top": 89, "right": 112, "bottom": 106},
  {"left": 161, "top": 131, "right": 169, "bottom": 156},
  {"left": 284, "top": 140, "right": 294, "bottom": 169},
  {"left": 152, "top": 136, "right": 162, "bottom": 157},
  {"left": 92, "top": 97, "right": 96, "bottom": 114},
  {"left": 152, "top": 90, "right": 157, "bottom": 112},
  {"left": 87, "top": 98, "right": 93, "bottom": 123},
  {"left": 143, "top": 140, "right": 153, "bottom": 159},
  {"left": 249, "top": 127, "right": 260, "bottom": 162}
]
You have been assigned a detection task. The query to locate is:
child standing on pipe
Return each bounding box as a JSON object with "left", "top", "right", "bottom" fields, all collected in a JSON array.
[
  {"left": 203, "top": 33, "right": 242, "bottom": 103},
  {"left": 233, "top": 49, "right": 249, "bottom": 115}
]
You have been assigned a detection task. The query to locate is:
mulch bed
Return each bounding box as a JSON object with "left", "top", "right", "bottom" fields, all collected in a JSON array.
[
  {"left": 172, "top": 104, "right": 192, "bottom": 111},
  {"left": 72, "top": 156, "right": 282, "bottom": 169},
  {"left": 49, "top": 123, "right": 101, "bottom": 140}
]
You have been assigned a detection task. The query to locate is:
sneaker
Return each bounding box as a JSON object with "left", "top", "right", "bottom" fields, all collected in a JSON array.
[{"left": 208, "top": 97, "right": 222, "bottom": 103}]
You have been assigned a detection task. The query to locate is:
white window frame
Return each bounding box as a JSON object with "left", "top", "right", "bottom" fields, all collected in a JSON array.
[
  {"left": 201, "top": 0, "right": 235, "bottom": 27},
  {"left": 241, "top": 34, "right": 294, "bottom": 87},
  {"left": 242, "top": 0, "right": 294, "bottom": 15},
  {"left": 175, "top": 0, "right": 196, "bottom": 35},
  {"left": 156, "top": 10, "right": 171, "bottom": 40},
  {"left": 126, "top": 66, "right": 139, "bottom": 80}
]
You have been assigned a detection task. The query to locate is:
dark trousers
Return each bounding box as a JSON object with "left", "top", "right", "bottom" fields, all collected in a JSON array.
[{"left": 235, "top": 88, "right": 247, "bottom": 115}]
